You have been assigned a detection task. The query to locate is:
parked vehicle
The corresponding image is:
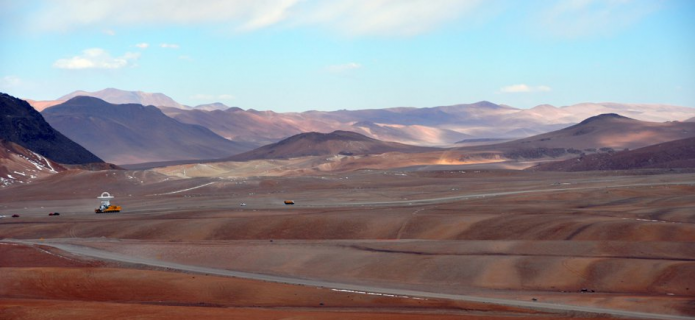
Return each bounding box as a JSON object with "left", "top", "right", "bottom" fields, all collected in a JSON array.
[
  {"left": 11, "top": 214, "right": 20, "bottom": 218},
  {"left": 284, "top": 200, "right": 295, "bottom": 205},
  {"left": 48, "top": 212, "right": 60, "bottom": 216}
]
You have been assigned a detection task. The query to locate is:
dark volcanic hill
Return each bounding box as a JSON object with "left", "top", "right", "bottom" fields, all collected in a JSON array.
[
  {"left": 42, "top": 96, "right": 250, "bottom": 165},
  {"left": 227, "top": 130, "right": 438, "bottom": 161},
  {"left": 531, "top": 137, "right": 695, "bottom": 171},
  {"left": 459, "top": 114, "right": 695, "bottom": 159},
  {"left": 0, "top": 93, "right": 103, "bottom": 164}
]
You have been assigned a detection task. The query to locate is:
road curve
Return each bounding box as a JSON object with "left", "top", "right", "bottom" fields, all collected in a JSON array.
[{"left": 6, "top": 239, "right": 693, "bottom": 320}]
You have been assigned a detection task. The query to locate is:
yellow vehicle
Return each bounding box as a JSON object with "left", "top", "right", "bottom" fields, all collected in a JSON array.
[
  {"left": 95, "top": 192, "right": 121, "bottom": 213},
  {"left": 95, "top": 204, "right": 121, "bottom": 213}
]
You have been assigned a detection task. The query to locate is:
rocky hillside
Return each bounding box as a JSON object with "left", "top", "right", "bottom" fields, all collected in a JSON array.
[{"left": 0, "top": 92, "right": 103, "bottom": 164}]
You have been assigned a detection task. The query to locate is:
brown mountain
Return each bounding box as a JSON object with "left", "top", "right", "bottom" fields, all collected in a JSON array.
[
  {"left": 164, "top": 101, "right": 695, "bottom": 147},
  {"left": 163, "top": 101, "right": 526, "bottom": 146},
  {"left": 42, "top": 96, "right": 251, "bottom": 165},
  {"left": 460, "top": 114, "right": 695, "bottom": 159},
  {"left": 59, "top": 88, "right": 185, "bottom": 109},
  {"left": 0, "top": 92, "right": 103, "bottom": 165},
  {"left": 226, "top": 130, "right": 438, "bottom": 161},
  {"left": 531, "top": 137, "right": 695, "bottom": 171},
  {"left": 24, "top": 99, "right": 65, "bottom": 111},
  {"left": 686, "top": 117, "right": 695, "bottom": 122}
]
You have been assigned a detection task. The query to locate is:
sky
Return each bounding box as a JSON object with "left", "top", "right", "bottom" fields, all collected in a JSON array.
[{"left": 0, "top": 0, "right": 693, "bottom": 112}]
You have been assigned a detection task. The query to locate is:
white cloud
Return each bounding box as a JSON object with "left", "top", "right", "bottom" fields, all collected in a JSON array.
[
  {"left": 326, "top": 62, "right": 362, "bottom": 73},
  {"left": 1, "top": 75, "right": 22, "bottom": 89},
  {"left": 238, "top": 0, "right": 298, "bottom": 31},
  {"left": 135, "top": 43, "right": 149, "bottom": 49},
  {"left": 537, "top": 0, "right": 659, "bottom": 38},
  {"left": 27, "top": 0, "right": 482, "bottom": 36},
  {"left": 103, "top": 29, "right": 116, "bottom": 36},
  {"left": 499, "top": 84, "right": 551, "bottom": 93},
  {"left": 300, "top": 0, "right": 482, "bottom": 36},
  {"left": 218, "top": 94, "right": 235, "bottom": 100},
  {"left": 178, "top": 55, "right": 193, "bottom": 61},
  {"left": 160, "top": 43, "right": 180, "bottom": 49},
  {"left": 53, "top": 48, "right": 140, "bottom": 69}
]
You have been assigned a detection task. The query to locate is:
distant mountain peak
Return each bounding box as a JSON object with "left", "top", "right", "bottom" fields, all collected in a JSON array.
[
  {"left": 0, "top": 92, "right": 103, "bottom": 164},
  {"left": 578, "top": 113, "right": 632, "bottom": 125},
  {"left": 531, "top": 104, "right": 557, "bottom": 110},
  {"left": 227, "top": 130, "right": 434, "bottom": 161},
  {"left": 42, "top": 97, "right": 249, "bottom": 164},
  {"left": 58, "top": 88, "right": 185, "bottom": 109}
]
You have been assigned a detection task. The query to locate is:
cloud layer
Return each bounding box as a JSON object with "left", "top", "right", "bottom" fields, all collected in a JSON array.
[
  {"left": 28, "top": 0, "right": 482, "bottom": 36},
  {"left": 53, "top": 48, "right": 140, "bottom": 69}
]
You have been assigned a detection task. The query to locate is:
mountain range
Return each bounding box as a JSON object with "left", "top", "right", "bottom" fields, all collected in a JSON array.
[
  {"left": 223, "top": 114, "right": 695, "bottom": 168},
  {"left": 459, "top": 113, "right": 695, "bottom": 157},
  {"left": 26, "top": 88, "right": 695, "bottom": 147},
  {"left": 0, "top": 93, "right": 103, "bottom": 165},
  {"left": 532, "top": 137, "right": 695, "bottom": 171},
  {"left": 226, "top": 130, "right": 436, "bottom": 161},
  {"left": 41, "top": 96, "right": 251, "bottom": 165}
]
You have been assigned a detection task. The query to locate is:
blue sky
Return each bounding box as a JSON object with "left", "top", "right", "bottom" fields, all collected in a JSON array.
[{"left": 0, "top": 0, "right": 693, "bottom": 112}]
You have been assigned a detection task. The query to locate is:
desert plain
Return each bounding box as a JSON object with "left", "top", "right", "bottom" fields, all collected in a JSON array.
[{"left": 1, "top": 166, "right": 694, "bottom": 319}]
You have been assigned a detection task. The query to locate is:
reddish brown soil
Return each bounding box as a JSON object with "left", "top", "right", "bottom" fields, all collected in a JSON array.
[
  {"left": 1, "top": 169, "right": 694, "bottom": 318},
  {"left": 0, "top": 299, "right": 615, "bottom": 320},
  {"left": 0, "top": 244, "right": 589, "bottom": 320},
  {"left": 0, "top": 243, "right": 102, "bottom": 268}
]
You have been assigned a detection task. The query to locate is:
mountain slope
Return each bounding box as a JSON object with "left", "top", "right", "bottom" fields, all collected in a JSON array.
[
  {"left": 0, "top": 139, "right": 67, "bottom": 187},
  {"left": 191, "top": 102, "right": 230, "bottom": 111},
  {"left": 59, "top": 88, "right": 185, "bottom": 109},
  {"left": 42, "top": 96, "right": 250, "bottom": 164},
  {"left": 0, "top": 93, "right": 104, "bottom": 164},
  {"left": 227, "top": 131, "right": 437, "bottom": 161},
  {"left": 531, "top": 137, "right": 695, "bottom": 171},
  {"left": 24, "top": 99, "right": 65, "bottom": 112},
  {"left": 464, "top": 114, "right": 695, "bottom": 153},
  {"left": 686, "top": 117, "right": 695, "bottom": 122}
]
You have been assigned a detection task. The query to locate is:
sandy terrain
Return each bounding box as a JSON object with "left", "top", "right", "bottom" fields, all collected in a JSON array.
[{"left": 1, "top": 168, "right": 694, "bottom": 319}]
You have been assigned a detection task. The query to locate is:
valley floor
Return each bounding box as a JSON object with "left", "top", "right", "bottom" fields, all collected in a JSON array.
[{"left": 1, "top": 169, "right": 694, "bottom": 319}]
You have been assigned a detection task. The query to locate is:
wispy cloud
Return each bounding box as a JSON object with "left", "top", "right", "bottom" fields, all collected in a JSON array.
[
  {"left": 135, "top": 43, "right": 149, "bottom": 49},
  {"left": 536, "top": 0, "right": 659, "bottom": 38},
  {"left": 103, "top": 29, "right": 116, "bottom": 36},
  {"left": 53, "top": 48, "right": 140, "bottom": 69},
  {"left": 0, "top": 75, "right": 22, "bottom": 92},
  {"left": 27, "top": 0, "right": 483, "bottom": 36},
  {"left": 326, "top": 62, "right": 362, "bottom": 73},
  {"left": 300, "top": 0, "right": 482, "bottom": 36},
  {"left": 191, "top": 94, "right": 235, "bottom": 101},
  {"left": 0, "top": 75, "right": 22, "bottom": 89},
  {"left": 498, "top": 84, "right": 551, "bottom": 93},
  {"left": 160, "top": 43, "right": 180, "bottom": 49}
]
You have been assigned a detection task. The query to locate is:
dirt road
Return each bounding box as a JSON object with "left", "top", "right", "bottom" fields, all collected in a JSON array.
[{"left": 5, "top": 239, "right": 693, "bottom": 320}]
